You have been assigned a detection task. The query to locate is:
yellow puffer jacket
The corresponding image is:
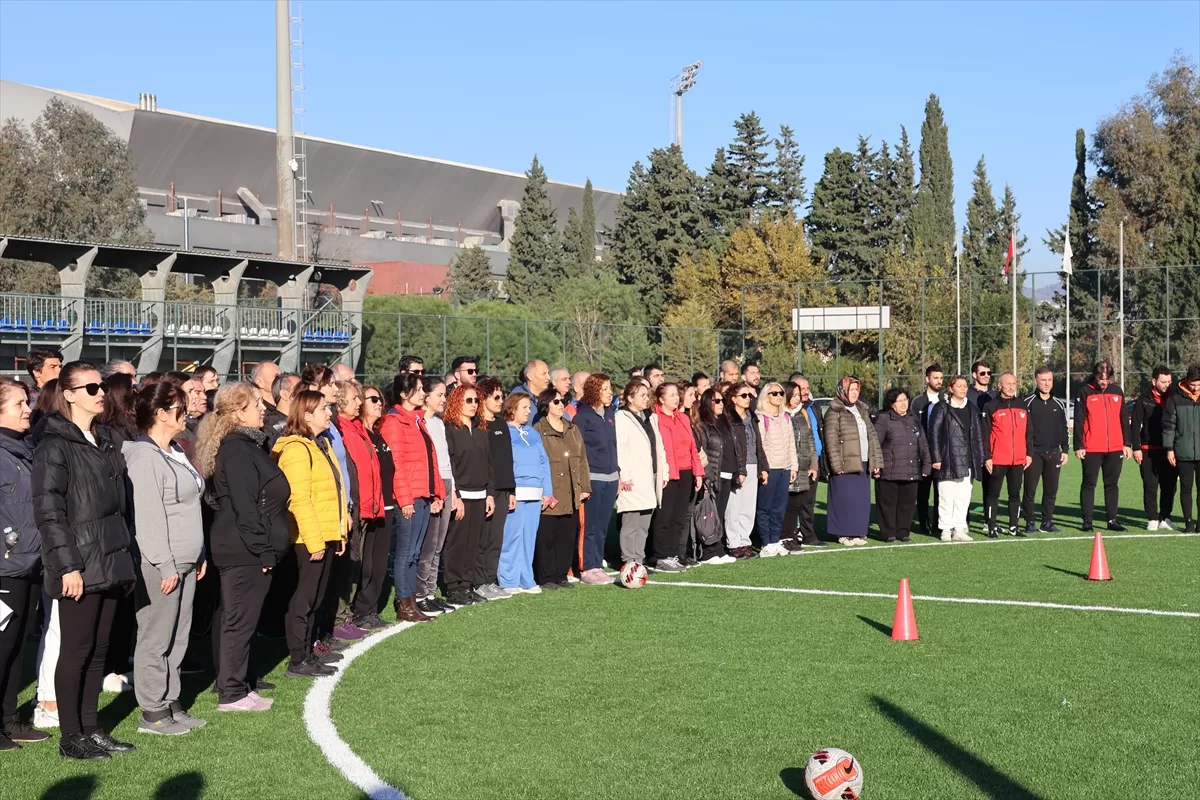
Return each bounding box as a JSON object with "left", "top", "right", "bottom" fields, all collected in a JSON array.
[{"left": 272, "top": 435, "right": 348, "bottom": 554}]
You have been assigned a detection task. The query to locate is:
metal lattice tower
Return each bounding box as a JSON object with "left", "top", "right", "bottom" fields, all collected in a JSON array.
[{"left": 289, "top": 0, "right": 309, "bottom": 261}]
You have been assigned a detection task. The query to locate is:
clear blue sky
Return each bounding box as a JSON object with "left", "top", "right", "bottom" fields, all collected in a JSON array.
[{"left": 1, "top": 0, "right": 1197, "bottom": 273}]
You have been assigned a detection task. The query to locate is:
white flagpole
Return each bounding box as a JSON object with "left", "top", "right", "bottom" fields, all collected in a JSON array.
[
  {"left": 1011, "top": 225, "right": 1018, "bottom": 376},
  {"left": 1118, "top": 220, "right": 1125, "bottom": 390},
  {"left": 1063, "top": 220, "right": 1073, "bottom": 415},
  {"left": 955, "top": 243, "right": 962, "bottom": 376}
]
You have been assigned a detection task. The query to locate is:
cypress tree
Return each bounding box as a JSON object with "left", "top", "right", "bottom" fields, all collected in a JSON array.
[
  {"left": 506, "top": 155, "right": 561, "bottom": 305},
  {"left": 701, "top": 146, "right": 742, "bottom": 239},
  {"left": 910, "top": 94, "right": 955, "bottom": 270},
  {"left": 561, "top": 205, "right": 593, "bottom": 279},
  {"left": 893, "top": 126, "right": 917, "bottom": 249},
  {"left": 962, "top": 156, "right": 1001, "bottom": 284},
  {"left": 728, "top": 111, "right": 772, "bottom": 214},
  {"left": 808, "top": 147, "right": 866, "bottom": 282},
  {"left": 765, "top": 124, "right": 807, "bottom": 213},
  {"left": 580, "top": 179, "right": 597, "bottom": 267}
]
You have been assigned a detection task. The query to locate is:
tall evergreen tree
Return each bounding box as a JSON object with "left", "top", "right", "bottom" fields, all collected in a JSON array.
[
  {"left": 580, "top": 178, "right": 597, "bottom": 266},
  {"left": 872, "top": 140, "right": 907, "bottom": 262},
  {"left": 808, "top": 148, "right": 868, "bottom": 283},
  {"left": 765, "top": 124, "right": 807, "bottom": 213},
  {"left": 997, "top": 185, "right": 1029, "bottom": 262},
  {"left": 701, "top": 146, "right": 741, "bottom": 239},
  {"left": 728, "top": 111, "right": 773, "bottom": 215},
  {"left": 962, "top": 156, "right": 1002, "bottom": 283},
  {"left": 505, "top": 155, "right": 561, "bottom": 305},
  {"left": 892, "top": 126, "right": 917, "bottom": 249},
  {"left": 610, "top": 145, "right": 706, "bottom": 322},
  {"left": 909, "top": 94, "right": 956, "bottom": 271},
  {"left": 447, "top": 245, "right": 496, "bottom": 305},
  {"left": 561, "top": 205, "right": 593, "bottom": 279}
]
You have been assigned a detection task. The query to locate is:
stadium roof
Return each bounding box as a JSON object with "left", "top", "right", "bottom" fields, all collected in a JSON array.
[{"left": 0, "top": 81, "right": 621, "bottom": 235}]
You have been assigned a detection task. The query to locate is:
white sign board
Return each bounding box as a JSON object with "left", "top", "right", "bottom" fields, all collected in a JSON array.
[{"left": 791, "top": 306, "right": 891, "bottom": 332}]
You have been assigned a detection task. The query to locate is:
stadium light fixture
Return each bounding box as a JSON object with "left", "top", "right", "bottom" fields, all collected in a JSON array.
[{"left": 670, "top": 60, "right": 702, "bottom": 148}]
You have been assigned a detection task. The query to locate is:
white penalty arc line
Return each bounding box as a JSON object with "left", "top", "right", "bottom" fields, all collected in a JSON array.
[
  {"left": 790, "top": 531, "right": 1200, "bottom": 556},
  {"left": 304, "top": 621, "right": 416, "bottom": 800},
  {"left": 649, "top": 580, "right": 1200, "bottom": 618}
]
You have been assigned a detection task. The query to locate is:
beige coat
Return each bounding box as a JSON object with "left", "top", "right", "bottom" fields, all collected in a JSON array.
[
  {"left": 823, "top": 399, "right": 883, "bottom": 474},
  {"left": 615, "top": 408, "right": 667, "bottom": 512}
]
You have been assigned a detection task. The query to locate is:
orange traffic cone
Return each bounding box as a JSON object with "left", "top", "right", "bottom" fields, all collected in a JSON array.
[
  {"left": 890, "top": 578, "right": 919, "bottom": 641},
  {"left": 1086, "top": 531, "right": 1112, "bottom": 581}
]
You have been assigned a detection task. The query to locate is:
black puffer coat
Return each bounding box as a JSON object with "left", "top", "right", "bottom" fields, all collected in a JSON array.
[
  {"left": 928, "top": 400, "right": 985, "bottom": 481},
  {"left": 874, "top": 410, "right": 931, "bottom": 482},
  {"left": 697, "top": 423, "right": 725, "bottom": 485},
  {"left": 208, "top": 428, "right": 292, "bottom": 569},
  {"left": 0, "top": 429, "right": 40, "bottom": 578},
  {"left": 32, "top": 414, "right": 135, "bottom": 598}
]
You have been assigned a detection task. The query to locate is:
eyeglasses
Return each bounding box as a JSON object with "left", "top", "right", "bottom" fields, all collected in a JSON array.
[
  {"left": 737, "top": 393, "right": 755, "bottom": 400},
  {"left": 549, "top": 397, "right": 565, "bottom": 406},
  {"left": 409, "top": 370, "right": 424, "bottom": 376},
  {"left": 491, "top": 393, "right": 503, "bottom": 401},
  {"left": 69, "top": 383, "right": 105, "bottom": 396},
  {"left": 977, "top": 371, "right": 991, "bottom": 377},
  {"left": 464, "top": 397, "right": 479, "bottom": 405},
  {"left": 712, "top": 398, "right": 724, "bottom": 405},
  {"left": 767, "top": 390, "right": 784, "bottom": 397},
  {"left": 461, "top": 368, "right": 478, "bottom": 376}
]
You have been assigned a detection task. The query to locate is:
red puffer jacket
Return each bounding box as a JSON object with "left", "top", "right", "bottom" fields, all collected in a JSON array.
[
  {"left": 335, "top": 415, "right": 384, "bottom": 519},
  {"left": 653, "top": 407, "right": 704, "bottom": 480},
  {"left": 379, "top": 405, "right": 445, "bottom": 508}
]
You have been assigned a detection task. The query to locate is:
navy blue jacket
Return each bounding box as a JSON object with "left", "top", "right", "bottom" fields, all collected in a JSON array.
[
  {"left": 0, "top": 428, "right": 40, "bottom": 578},
  {"left": 572, "top": 404, "right": 618, "bottom": 476}
]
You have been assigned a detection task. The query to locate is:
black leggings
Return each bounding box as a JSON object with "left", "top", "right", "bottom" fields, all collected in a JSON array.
[
  {"left": 286, "top": 544, "right": 334, "bottom": 667},
  {"left": 444, "top": 498, "right": 488, "bottom": 594},
  {"left": 0, "top": 576, "right": 40, "bottom": 726},
  {"left": 56, "top": 588, "right": 121, "bottom": 737},
  {"left": 535, "top": 511, "right": 579, "bottom": 585},
  {"left": 651, "top": 471, "right": 694, "bottom": 561},
  {"left": 699, "top": 479, "right": 731, "bottom": 561},
  {"left": 351, "top": 517, "right": 390, "bottom": 620},
  {"left": 1178, "top": 460, "right": 1198, "bottom": 523}
]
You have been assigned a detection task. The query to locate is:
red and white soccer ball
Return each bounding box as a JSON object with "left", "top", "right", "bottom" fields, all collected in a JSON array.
[
  {"left": 805, "top": 747, "right": 864, "bottom": 800},
  {"left": 619, "top": 562, "right": 648, "bottom": 589}
]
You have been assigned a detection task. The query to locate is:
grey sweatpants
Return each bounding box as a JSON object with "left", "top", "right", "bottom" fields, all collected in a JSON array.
[
  {"left": 418, "top": 478, "right": 453, "bottom": 598},
  {"left": 619, "top": 510, "right": 653, "bottom": 564},
  {"left": 134, "top": 561, "right": 196, "bottom": 715}
]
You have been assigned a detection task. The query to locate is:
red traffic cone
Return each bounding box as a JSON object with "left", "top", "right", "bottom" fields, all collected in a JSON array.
[
  {"left": 1086, "top": 531, "right": 1112, "bottom": 581},
  {"left": 891, "top": 578, "right": 919, "bottom": 641}
]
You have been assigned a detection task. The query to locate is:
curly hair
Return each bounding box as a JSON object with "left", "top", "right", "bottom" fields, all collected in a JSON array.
[
  {"left": 475, "top": 375, "right": 505, "bottom": 429},
  {"left": 194, "top": 382, "right": 259, "bottom": 477},
  {"left": 444, "top": 384, "right": 480, "bottom": 428},
  {"left": 334, "top": 379, "right": 362, "bottom": 414},
  {"left": 579, "top": 373, "right": 611, "bottom": 409}
]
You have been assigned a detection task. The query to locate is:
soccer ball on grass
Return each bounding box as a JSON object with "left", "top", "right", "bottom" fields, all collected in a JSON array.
[
  {"left": 804, "top": 747, "right": 863, "bottom": 800},
  {"left": 619, "top": 562, "right": 647, "bottom": 588}
]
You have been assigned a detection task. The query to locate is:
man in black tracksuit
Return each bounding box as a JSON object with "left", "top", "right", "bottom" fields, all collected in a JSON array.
[
  {"left": 1130, "top": 366, "right": 1178, "bottom": 529},
  {"left": 1023, "top": 366, "right": 1070, "bottom": 532}
]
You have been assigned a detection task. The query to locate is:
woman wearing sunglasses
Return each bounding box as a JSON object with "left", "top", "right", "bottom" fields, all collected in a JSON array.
[
  {"left": 335, "top": 382, "right": 389, "bottom": 632},
  {"left": 360, "top": 384, "right": 402, "bottom": 615},
  {"left": 442, "top": 385, "right": 497, "bottom": 606},
  {"left": 379, "top": 373, "right": 445, "bottom": 621},
  {"left": 123, "top": 380, "right": 207, "bottom": 736},
  {"left": 755, "top": 383, "right": 799, "bottom": 558},
  {"left": 499, "top": 393, "right": 552, "bottom": 593},
  {"left": 723, "top": 381, "right": 768, "bottom": 560},
  {"left": 533, "top": 389, "right": 592, "bottom": 588},
  {"left": 650, "top": 383, "right": 704, "bottom": 572},
  {"left": 824, "top": 376, "right": 884, "bottom": 545},
  {"left": 693, "top": 388, "right": 738, "bottom": 565},
  {"left": 415, "top": 379, "right": 456, "bottom": 615},
  {"left": 476, "top": 376, "right": 517, "bottom": 596},
  {"left": 32, "top": 361, "right": 137, "bottom": 760}
]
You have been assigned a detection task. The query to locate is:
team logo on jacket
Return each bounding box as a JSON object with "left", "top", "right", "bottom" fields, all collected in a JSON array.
[
  {"left": 1018, "top": 411, "right": 1026, "bottom": 419},
  {"left": 1112, "top": 396, "right": 1120, "bottom": 403}
]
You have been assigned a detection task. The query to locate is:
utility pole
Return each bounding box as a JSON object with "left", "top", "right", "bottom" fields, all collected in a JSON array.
[
  {"left": 670, "top": 61, "right": 701, "bottom": 148},
  {"left": 275, "top": 0, "right": 295, "bottom": 260}
]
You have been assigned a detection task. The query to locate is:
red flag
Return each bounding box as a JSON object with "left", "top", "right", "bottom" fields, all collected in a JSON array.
[{"left": 1003, "top": 230, "right": 1015, "bottom": 278}]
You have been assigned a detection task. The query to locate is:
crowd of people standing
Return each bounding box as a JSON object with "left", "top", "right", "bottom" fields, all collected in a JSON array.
[{"left": 2, "top": 347, "right": 1199, "bottom": 759}]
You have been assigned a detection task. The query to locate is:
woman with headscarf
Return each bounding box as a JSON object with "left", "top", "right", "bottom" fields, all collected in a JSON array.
[{"left": 823, "top": 377, "right": 883, "bottom": 545}]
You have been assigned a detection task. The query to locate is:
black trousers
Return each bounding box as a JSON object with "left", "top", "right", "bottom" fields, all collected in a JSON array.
[
  {"left": 1138, "top": 450, "right": 1177, "bottom": 522},
  {"left": 445, "top": 498, "right": 487, "bottom": 594},
  {"left": 1081, "top": 451, "right": 1124, "bottom": 527},
  {"left": 316, "top": 549, "right": 352, "bottom": 642},
  {"left": 675, "top": 470, "right": 697, "bottom": 559},
  {"left": 1178, "top": 460, "right": 1198, "bottom": 523},
  {"left": 985, "top": 464, "right": 1024, "bottom": 531},
  {"left": 917, "top": 474, "right": 939, "bottom": 534},
  {"left": 351, "top": 517, "right": 391, "bottom": 620},
  {"left": 104, "top": 590, "right": 135, "bottom": 678},
  {"left": 535, "top": 511, "right": 578, "bottom": 585},
  {"left": 481, "top": 490, "right": 511, "bottom": 585},
  {"left": 215, "top": 564, "right": 271, "bottom": 704},
  {"left": 699, "top": 479, "right": 731, "bottom": 560},
  {"left": 286, "top": 544, "right": 334, "bottom": 668},
  {"left": 651, "top": 471, "right": 694, "bottom": 561},
  {"left": 1023, "top": 451, "right": 1063, "bottom": 525},
  {"left": 783, "top": 487, "right": 819, "bottom": 545},
  {"left": 875, "top": 479, "right": 919, "bottom": 541},
  {"left": 0, "top": 576, "right": 41, "bottom": 726},
  {"left": 56, "top": 588, "right": 120, "bottom": 737}
]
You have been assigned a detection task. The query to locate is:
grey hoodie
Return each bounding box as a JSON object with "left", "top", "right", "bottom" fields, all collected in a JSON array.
[{"left": 122, "top": 437, "right": 205, "bottom": 577}]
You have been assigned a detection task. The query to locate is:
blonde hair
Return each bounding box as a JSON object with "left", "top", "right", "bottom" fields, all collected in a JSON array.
[
  {"left": 194, "top": 382, "right": 259, "bottom": 477},
  {"left": 755, "top": 382, "right": 786, "bottom": 415},
  {"left": 334, "top": 379, "right": 361, "bottom": 414}
]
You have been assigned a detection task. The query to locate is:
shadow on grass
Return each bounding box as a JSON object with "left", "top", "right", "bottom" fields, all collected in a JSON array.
[
  {"left": 872, "top": 696, "right": 1045, "bottom": 800},
  {"left": 154, "top": 771, "right": 206, "bottom": 800},
  {"left": 1044, "top": 564, "right": 1089, "bottom": 579},
  {"left": 856, "top": 614, "right": 892, "bottom": 637},
  {"left": 41, "top": 776, "right": 98, "bottom": 800},
  {"left": 779, "top": 766, "right": 808, "bottom": 797}
]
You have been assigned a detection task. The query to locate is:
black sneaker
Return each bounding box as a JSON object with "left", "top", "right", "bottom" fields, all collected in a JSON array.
[
  {"left": 445, "top": 590, "right": 478, "bottom": 607},
  {"left": 1081, "top": 524, "right": 1094, "bottom": 533},
  {"left": 313, "top": 647, "right": 343, "bottom": 665},
  {"left": 253, "top": 679, "right": 276, "bottom": 692},
  {"left": 1107, "top": 520, "right": 1127, "bottom": 532},
  {"left": 468, "top": 588, "right": 489, "bottom": 604},
  {"left": 1025, "top": 522, "right": 1038, "bottom": 533},
  {"left": 1010, "top": 526, "right": 1026, "bottom": 538},
  {"left": 1184, "top": 520, "right": 1197, "bottom": 533},
  {"left": 321, "top": 637, "right": 348, "bottom": 652},
  {"left": 284, "top": 658, "right": 336, "bottom": 678},
  {"left": 986, "top": 527, "right": 999, "bottom": 539},
  {"left": 898, "top": 536, "right": 911, "bottom": 543},
  {"left": 1041, "top": 521, "right": 1062, "bottom": 533},
  {"left": 555, "top": 580, "right": 575, "bottom": 589},
  {"left": 430, "top": 597, "right": 456, "bottom": 613},
  {"left": 60, "top": 732, "right": 109, "bottom": 761},
  {"left": 539, "top": 582, "right": 560, "bottom": 591},
  {"left": 0, "top": 733, "right": 18, "bottom": 752},
  {"left": 5, "top": 722, "right": 50, "bottom": 744},
  {"left": 415, "top": 598, "right": 442, "bottom": 615},
  {"left": 90, "top": 729, "right": 135, "bottom": 754},
  {"left": 883, "top": 537, "right": 897, "bottom": 543},
  {"left": 682, "top": 556, "right": 700, "bottom": 568},
  {"left": 803, "top": 539, "right": 829, "bottom": 548}
]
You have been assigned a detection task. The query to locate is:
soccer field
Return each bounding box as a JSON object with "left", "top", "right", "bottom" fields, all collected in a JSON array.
[{"left": 12, "top": 465, "right": 1200, "bottom": 800}]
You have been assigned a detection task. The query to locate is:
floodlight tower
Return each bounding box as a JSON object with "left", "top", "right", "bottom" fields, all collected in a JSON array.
[{"left": 670, "top": 61, "right": 701, "bottom": 148}]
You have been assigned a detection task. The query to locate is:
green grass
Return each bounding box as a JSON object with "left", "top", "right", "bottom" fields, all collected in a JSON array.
[{"left": 9, "top": 464, "right": 1200, "bottom": 799}]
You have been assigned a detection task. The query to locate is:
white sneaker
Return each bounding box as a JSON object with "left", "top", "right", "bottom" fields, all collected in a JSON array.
[
  {"left": 720, "top": 554, "right": 738, "bottom": 564},
  {"left": 759, "top": 544, "right": 780, "bottom": 558},
  {"left": 1147, "top": 520, "right": 1160, "bottom": 531},
  {"left": 940, "top": 531, "right": 952, "bottom": 542},
  {"left": 951, "top": 529, "right": 972, "bottom": 542},
  {"left": 566, "top": 574, "right": 580, "bottom": 583},
  {"left": 1159, "top": 519, "right": 1174, "bottom": 530},
  {"left": 520, "top": 585, "right": 543, "bottom": 594},
  {"left": 102, "top": 672, "right": 133, "bottom": 693},
  {"left": 33, "top": 705, "right": 59, "bottom": 729},
  {"left": 700, "top": 555, "right": 724, "bottom": 565}
]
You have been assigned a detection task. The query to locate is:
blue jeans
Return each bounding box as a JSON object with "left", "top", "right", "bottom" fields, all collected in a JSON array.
[
  {"left": 755, "top": 469, "right": 790, "bottom": 545},
  {"left": 583, "top": 480, "right": 618, "bottom": 571},
  {"left": 498, "top": 499, "right": 541, "bottom": 589},
  {"left": 391, "top": 498, "right": 430, "bottom": 599}
]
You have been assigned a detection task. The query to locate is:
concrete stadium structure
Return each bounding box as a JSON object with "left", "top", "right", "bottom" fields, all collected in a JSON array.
[{"left": 0, "top": 80, "right": 620, "bottom": 293}]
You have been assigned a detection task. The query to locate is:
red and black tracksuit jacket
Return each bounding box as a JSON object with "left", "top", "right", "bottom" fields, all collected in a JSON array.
[
  {"left": 1073, "top": 382, "right": 1132, "bottom": 454},
  {"left": 982, "top": 396, "right": 1031, "bottom": 466},
  {"left": 1130, "top": 389, "right": 1168, "bottom": 451}
]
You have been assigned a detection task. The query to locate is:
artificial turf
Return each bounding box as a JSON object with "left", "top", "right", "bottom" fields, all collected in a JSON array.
[{"left": 8, "top": 464, "right": 1199, "bottom": 800}]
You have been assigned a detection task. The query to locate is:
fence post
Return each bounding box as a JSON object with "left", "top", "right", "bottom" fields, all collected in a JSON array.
[
  {"left": 877, "top": 278, "right": 884, "bottom": 403},
  {"left": 740, "top": 290, "right": 747, "bottom": 360},
  {"left": 968, "top": 271, "right": 974, "bottom": 364},
  {"left": 485, "top": 317, "right": 491, "bottom": 373},
  {"left": 598, "top": 324, "right": 604, "bottom": 373},
  {"left": 920, "top": 278, "right": 926, "bottom": 372},
  {"left": 397, "top": 313, "right": 402, "bottom": 363},
  {"left": 441, "top": 316, "right": 447, "bottom": 375},
  {"left": 524, "top": 320, "right": 529, "bottom": 366},
  {"left": 1096, "top": 270, "right": 1102, "bottom": 361},
  {"left": 1165, "top": 265, "right": 1171, "bottom": 367}
]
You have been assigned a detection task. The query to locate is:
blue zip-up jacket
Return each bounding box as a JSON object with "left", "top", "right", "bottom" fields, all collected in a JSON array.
[
  {"left": 508, "top": 422, "right": 553, "bottom": 498},
  {"left": 572, "top": 403, "right": 618, "bottom": 476},
  {"left": 321, "top": 422, "right": 353, "bottom": 510}
]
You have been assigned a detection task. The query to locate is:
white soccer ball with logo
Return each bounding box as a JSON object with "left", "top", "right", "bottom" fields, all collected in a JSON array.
[
  {"left": 619, "top": 562, "right": 647, "bottom": 589},
  {"left": 804, "top": 747, "right": 863, "bottom": 800}
]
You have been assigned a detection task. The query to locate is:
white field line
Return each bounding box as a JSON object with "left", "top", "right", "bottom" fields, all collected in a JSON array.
[
  {"left": 791, "top": 531, "right": 1200, "bottom": 556},
  {"left": 304, "top": 621, "right": 415, "bottom": 800},
  {"left": 649, "top": 580, "right": 1200, "bottom": 618}
]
